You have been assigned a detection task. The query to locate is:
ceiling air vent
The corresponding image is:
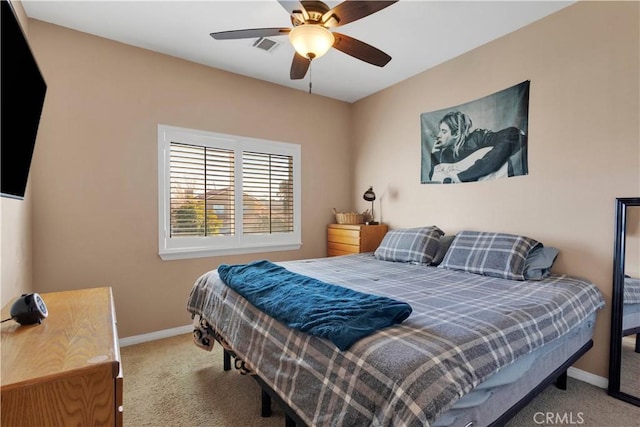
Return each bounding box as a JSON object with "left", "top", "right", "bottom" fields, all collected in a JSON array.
[{"left": 252, "top": 37, "right": 280, "bottom": 53}]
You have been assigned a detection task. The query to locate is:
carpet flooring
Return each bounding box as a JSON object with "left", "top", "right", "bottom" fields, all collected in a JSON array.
[
  {"left": 121, "top": 333, "right": 639, "bottom": 427},
  {"left": 620, "top": 335, "right": 639, "bottom": 397}
]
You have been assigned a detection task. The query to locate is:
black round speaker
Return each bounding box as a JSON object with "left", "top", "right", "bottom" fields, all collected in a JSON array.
[{"left": 10, "top": 293, "right": 48, "bottom": 325}]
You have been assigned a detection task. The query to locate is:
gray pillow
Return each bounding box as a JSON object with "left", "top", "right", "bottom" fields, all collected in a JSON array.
[
  {"left": 430, "top": 235, "right": 456, "bottom": 267},
  {"left": 524, "top": 246, "right": 559, "bottom": 280},
  {"left": 374, "top": 226, "right": 444, "bottom": 264},
  {"left": 438, "top": 230, "right": 542, "bottom": 280}
]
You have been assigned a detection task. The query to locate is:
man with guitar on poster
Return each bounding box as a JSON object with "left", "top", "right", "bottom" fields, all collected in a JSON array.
[{"left": 429, "top": 110, "right": 527, "bottom": 184}]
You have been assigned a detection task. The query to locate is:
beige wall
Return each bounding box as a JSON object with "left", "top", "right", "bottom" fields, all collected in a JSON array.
[
  {"left": 351, "top": 1, "right": 639, "bottom": 378},
  {"left": 24, "top": 20, "right": 352, "bottom": 337},
  {"left": 1, "top": 0, "right": 34, "bottom": 307},
  {"left": 626, "top": 206, "right": 640, "bottom": 277},
  {"left": 1, "top": 197, "right": 33, "bottom": 306},
  {"left": 2, "top": 1, "right": 637, "bottom": 381}
]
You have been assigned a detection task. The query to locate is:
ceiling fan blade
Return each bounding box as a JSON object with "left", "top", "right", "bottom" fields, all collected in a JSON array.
[
  {"left": 322, "top": 1, "right": 398, "bottom": 28},
  {"left": 278, "top": 0, "right": 309, "bottom": 23},
  {"left": 290, "top": 53, "right": 310, "bottom": 80},
  {"left": 210, "top": 28, "right": 290, "bottom": 40},
  {"left": 332, "top": 32, "right": 391, "bottom": 67}
]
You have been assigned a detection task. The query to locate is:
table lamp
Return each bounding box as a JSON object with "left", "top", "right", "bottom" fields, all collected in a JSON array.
[{"left": 363, "top": 187, "right": 378, "bottom": 225}]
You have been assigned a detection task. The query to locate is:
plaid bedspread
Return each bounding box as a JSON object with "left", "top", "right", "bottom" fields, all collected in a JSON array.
[
  {"left": 624, "top": 276, "right": 640, "bottom": 304},
  {"left": 187, "top": 254, "right": 604, "bottom": 427}
]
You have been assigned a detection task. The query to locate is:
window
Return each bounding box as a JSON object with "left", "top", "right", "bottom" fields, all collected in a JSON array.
[{"left": 158, "top": 125, "right": 301, "bottom": 260}]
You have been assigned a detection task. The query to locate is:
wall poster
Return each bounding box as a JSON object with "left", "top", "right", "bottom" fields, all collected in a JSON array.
[{"left": 420, "top": 80, "right": 529, "bottom": 184}]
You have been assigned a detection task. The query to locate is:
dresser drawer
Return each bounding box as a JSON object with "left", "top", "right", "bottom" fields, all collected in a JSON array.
[{"left": 1, "top": 288, "right": 122, "bottom": 427}]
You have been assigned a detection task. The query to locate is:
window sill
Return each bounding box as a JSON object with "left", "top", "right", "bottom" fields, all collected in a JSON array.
[{"left": 159, "top": 242, "right": 302, "bottom": 261}]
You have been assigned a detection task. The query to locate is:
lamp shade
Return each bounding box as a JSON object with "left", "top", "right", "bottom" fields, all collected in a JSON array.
[
  {"left": 289, "top": 25, "right": 335, "bottom": 59},
  {"left": 363, "top": 187, "right": 376, "bottom": 202}
]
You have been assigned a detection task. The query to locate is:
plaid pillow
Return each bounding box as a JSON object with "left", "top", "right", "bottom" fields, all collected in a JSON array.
[
  {"left": 374, "top": 226, "right": 444, "bottom": 264},
  {"left": 431, "top": 235, "right": 456, "bottom": 267},
  {"left": 524, "top": 246, "right": 560, "bottom": 280},
  {"left": 438, "top": 230, "right": 542, "bottom": 280}
]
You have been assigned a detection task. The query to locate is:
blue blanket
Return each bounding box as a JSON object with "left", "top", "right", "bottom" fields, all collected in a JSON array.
[{"left": 217, "top": 260, "right": 412, "bottom": 350}]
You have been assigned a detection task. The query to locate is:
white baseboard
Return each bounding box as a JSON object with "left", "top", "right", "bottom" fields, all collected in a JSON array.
[
  {"left": 119, "top": 324, "right": 192, "bottom": 347},
  {"left": 567, "top": 366, "right": 608, "bottom": 389}
]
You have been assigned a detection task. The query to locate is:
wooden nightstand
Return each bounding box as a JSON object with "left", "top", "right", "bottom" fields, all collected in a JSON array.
[
  {"left": 327, "top": 223, "right": 388, "bottom": 257},
  {"left": 1, "top": 287, "right": 123, "bottom": 427}
]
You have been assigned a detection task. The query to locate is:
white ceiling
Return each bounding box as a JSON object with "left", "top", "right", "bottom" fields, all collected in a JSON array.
[{"left": 22, "top": 0, "right": 575, "bottom": 103}]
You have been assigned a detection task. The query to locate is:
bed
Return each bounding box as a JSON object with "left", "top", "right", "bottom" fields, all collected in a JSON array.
[
  {"left": 187, "top": 229, "right": 605, "bottom": 427},
  {"left": 623, "top": 276, "right": 640, "bottom": 352}
]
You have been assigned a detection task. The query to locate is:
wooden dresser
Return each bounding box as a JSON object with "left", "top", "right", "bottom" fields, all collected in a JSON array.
[
  {"left": 327, "top": 223, "right": 388, "bottom": 257},
  {"left": 1, "top": 287, "right": 123, "bottom": 427}
]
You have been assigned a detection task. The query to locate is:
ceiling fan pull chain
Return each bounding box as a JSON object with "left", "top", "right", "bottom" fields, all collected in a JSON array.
[{"left": 308, "top": 59, "right": 313, "bottom": 94}]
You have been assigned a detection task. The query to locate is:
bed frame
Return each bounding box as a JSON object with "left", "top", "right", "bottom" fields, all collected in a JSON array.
[
  {"left": 194, "top": 318, "right": 594, "bottom": 427},
  {"left": 623, "top": 327, "right": 640, "bottom": 353}
]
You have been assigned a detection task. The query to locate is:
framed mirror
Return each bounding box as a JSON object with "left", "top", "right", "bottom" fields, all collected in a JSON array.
[{"left": 608, "top": 197, "right": 640, "bottom": 406}]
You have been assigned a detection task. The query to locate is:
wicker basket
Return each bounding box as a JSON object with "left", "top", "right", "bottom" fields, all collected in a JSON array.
[{"left": 333, "top": 209, "right": 367, "bottom": 225}]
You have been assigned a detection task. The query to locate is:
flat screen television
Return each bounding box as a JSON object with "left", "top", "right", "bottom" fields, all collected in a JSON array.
[{"left": 1, "top": 0, "right": 48, "bottom": 200}]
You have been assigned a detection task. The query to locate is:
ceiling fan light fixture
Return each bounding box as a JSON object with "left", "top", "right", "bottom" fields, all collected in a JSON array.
[{"left": 289, "top": 25, "right": 335, "bottom": 60}]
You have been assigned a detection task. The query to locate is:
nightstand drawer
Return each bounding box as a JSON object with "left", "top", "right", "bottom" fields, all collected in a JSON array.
[
  {"left": 327, "top": 224, "right": 387, "bottom": 257},
  {"left": 328, "top": 241, "right": 360, "bottom": 255},
  {"left": 327, "top": 227, "right": 361, "bottom": 245}
]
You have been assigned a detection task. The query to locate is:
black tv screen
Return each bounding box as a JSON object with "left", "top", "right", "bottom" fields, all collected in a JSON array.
[{"left": 1, "top": 0, "right": 47, "bottom": 200}]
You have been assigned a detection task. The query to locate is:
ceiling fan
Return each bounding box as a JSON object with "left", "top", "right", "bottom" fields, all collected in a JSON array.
[{"left": 210, "top": 0, "right": 398, "bottom": 80}]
